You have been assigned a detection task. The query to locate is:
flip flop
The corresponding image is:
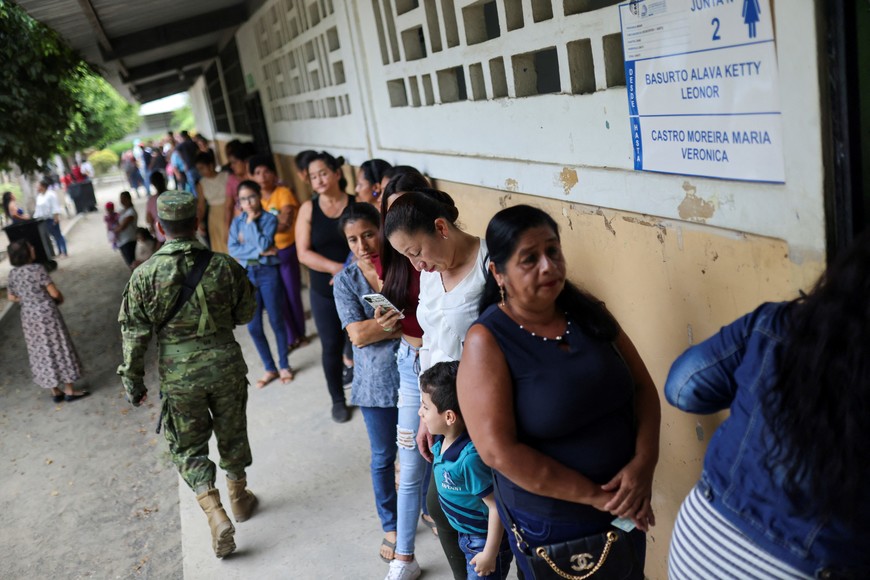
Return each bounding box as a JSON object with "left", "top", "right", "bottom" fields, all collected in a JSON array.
[
  {"left": 379, "top": 537, "right": 396, "bottom": 563},
  {"left": 256, "top": 372, "right": 279, "bottom": 389},
  {"left": 421, "top": 514, "right": 438, "bottom": 536},
  {"left": 52, "top": 393, "right": 65, "bottom": 403},
  {"left": 279, "top": 368, "right": 294, "bottom": 384},
  {"left": 64, "top": 391, "right": 91, "bottom": 402}
]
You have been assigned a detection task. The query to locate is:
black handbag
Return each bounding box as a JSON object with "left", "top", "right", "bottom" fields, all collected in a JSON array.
[{"left": 494, "top": 477, "right": 640, "bottom": 580}]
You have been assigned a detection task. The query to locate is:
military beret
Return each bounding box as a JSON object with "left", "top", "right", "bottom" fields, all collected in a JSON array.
[{"left": 157, "top": 190, "right": 197, "bottom": 220}]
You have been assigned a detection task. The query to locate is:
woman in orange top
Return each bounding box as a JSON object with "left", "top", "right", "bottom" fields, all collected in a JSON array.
[{"left": 249, "top": 155, "right": 306, "bottom": 349}]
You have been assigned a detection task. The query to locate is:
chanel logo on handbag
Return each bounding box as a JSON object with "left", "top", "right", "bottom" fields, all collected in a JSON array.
[{"left": 570, "top": 553, "right": 595, "bottom": 571}]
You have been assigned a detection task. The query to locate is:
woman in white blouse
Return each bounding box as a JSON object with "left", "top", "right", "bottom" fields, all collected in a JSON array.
[
  {"left": 34, "top": 179, "right": 68, "bottom": 257},
  {"left": 381, "top": 188, "right": 488, "bottom": 580}
]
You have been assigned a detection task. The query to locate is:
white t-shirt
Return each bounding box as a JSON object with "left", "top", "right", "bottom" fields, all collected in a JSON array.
[
  {"left": 117, "top": 206, "right": 138, "bottom": 246},
  {"left": 417, "top": 238, "right": 489, "bottom": 369},
  {"left": 33, "top": 190, "right": 61, "bottom": 219},
  {"left": 80, "top": 161, "right": 94, "bottom": 179}
]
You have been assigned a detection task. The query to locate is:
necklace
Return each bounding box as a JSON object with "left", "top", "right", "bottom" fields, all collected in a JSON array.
[{"left": 504, "top": 305, "right": 571, "bottom": 342}]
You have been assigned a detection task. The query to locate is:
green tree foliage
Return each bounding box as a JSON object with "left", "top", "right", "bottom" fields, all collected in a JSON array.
[
  {"left": 0, "top": 1, "right": 85, "bottom": 172},
  {"left": 67, "top": 70, "right": 140, "bottom": 152},
  {"left": 0, "top": 2, "right": 140, "bottom": 172}
]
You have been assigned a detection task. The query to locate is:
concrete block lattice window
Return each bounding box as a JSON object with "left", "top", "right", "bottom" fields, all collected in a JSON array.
[
  {"left": 254, "top": 0, "right": 351, "bottom": 122},
  {"left": 372, "top": 0, "right": 627, "bottom": 107}
]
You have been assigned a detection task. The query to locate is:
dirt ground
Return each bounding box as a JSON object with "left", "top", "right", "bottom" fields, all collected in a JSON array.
[{"left": 0, "top": 187, "right": 182, "bottom": 579}]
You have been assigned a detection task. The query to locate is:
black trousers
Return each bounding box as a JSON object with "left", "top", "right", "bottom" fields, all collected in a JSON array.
[
  {"left": 427, "top": 470, "right": 467, "bottom": 579},
  {"left": 309, "top": 290, "right": 346, "bottom": 405},
  {"left": 119, "top": 241, "right": 136, "bottom": 266}
]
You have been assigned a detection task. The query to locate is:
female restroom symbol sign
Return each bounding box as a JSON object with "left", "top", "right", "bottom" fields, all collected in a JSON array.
[{"left": 743, "top": 0, "right": 761, "bottom": 38}]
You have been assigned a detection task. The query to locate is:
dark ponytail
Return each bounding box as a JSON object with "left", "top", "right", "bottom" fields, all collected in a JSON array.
[
  {"left": 481, "top": 205, "right": 618, "bottom": 341},
  {"left": 360, "top": 159, "right": 392, "bottom": 191},
  {"left": 308, "top": 151, "right": 348, "bottom": 191},
  {"left": 379, "top": 169, "right": 432, "bottom": 310},
  {"left": 294, "top": 149, "right": 318, "bottom": 172},
  {"left": 383, "top": 189, "right": 459, "bottom": 239}
]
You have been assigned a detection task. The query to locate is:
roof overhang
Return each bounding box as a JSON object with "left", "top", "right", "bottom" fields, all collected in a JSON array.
[{"left": 16, "top": 0, "right": 263, "bottom": 103}]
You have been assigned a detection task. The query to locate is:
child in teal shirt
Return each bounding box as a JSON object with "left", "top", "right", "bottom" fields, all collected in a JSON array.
[{"left": 419, "top": 362, "right": 513, "bottom": 579}]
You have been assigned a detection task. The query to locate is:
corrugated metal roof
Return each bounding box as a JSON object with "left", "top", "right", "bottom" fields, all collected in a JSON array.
[{"left": 16, "top": 0, "right": 260, "bottom": 103}]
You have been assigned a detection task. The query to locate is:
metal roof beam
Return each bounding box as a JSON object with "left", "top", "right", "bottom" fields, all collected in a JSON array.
[
  {"left": 123, "top": 47, "right": 218, "bottom": 83},
  {"left": 75, "top": 0, "right": 112, "bottom": 57},
  {"left": 132, "top": 68, "right": 202, "bottom": 95},
  {"left": 105, "top": 3, "right": 247, "bottom": 60}
]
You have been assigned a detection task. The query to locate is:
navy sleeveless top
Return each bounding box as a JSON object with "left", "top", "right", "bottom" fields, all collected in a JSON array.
[
  {"left": 309, "top": 194, "right": 353, "bottom": 297},
  {"left": 476, "top": 303, "right": 636, "bottom": 525}
]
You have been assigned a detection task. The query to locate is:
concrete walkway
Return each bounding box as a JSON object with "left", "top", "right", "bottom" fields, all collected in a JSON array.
[{"left": 2, "top": 180, "right": 486, "bottom": 579}]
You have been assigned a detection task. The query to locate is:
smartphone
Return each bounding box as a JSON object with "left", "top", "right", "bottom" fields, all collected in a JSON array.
[{"left": 362, "top": 293, "right": 405, "bottom": 319}]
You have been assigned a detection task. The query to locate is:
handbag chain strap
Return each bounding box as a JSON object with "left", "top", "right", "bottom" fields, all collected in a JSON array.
[{"left": 534, "top": 530, "right": 619, "bottom": 580}]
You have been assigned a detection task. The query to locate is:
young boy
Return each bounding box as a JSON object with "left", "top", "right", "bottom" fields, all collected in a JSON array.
[{"left": 419, "top": 362, "right": 513, "bottom": 580}]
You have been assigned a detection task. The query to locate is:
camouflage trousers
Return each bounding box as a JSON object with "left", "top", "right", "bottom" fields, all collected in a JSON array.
[{"left": 159, "top": 377, "right": 252, "bottom": 490}]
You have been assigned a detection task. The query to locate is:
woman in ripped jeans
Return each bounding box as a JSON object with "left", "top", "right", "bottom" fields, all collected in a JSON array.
[{"left": 374, "top": 169, "right": 436, "bottom": 578}]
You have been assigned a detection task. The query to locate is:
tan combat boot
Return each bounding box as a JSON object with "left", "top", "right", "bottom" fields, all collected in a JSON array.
[
  {"left": 226, "top": 476, "right": 258, "bottom": 522},
  {"left": 196, "top": 488, "right": 236, "bottom": 558}
]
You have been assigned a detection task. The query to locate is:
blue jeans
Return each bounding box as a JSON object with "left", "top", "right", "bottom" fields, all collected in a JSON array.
[
  {"left": 459, "top": 532, "right": 513, "bottom": 580},
  {"left": 46, "top": 219, "right": 67, "bottom": 255},
  {"left": 185, "top": 169, "right": 200, "bottom": 195},
  {"left": 246, "top": 264, "right": 289, "bottom": 372},
  {"left": 395, "top": 340, "right": 432, "bottom": 556},
  {"left": 360, "top": 406, "right": 399, "bottom": 532},
  {"left": 496, "top": 501, "right": 646, "bottom": 580}
]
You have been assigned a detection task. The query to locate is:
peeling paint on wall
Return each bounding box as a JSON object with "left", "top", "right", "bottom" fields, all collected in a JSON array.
[
  {"left": 678, "top": 181, "right": 716, "bottom": 222},
  {"left": 504, "top": 178, "right": 519, "bottom": 192},
  {"left": 595, "top": 208, "right": 616, "bottom": 236},
  {"left": 558, "top": 167, "right": 579, "bottom": 196},
  {"left": 499, "top": 192, "right": 513, "bottom": 209},
  {"left": 561, "top": 207, "right": 574, "bottom": 230}
]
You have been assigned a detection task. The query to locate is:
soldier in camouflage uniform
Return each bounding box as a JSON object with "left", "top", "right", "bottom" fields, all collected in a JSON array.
[{"left": 117, "top": 190, "right": 258, "bottom": 559}]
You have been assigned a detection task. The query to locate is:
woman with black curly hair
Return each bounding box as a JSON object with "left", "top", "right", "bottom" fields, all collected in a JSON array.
[{"left": 666, "top": 231, "right": 870, "bottom": 579}]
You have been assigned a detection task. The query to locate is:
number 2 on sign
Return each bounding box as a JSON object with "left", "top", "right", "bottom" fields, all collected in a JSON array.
[{"left": 711, "top": 17, "right": 721, "bottom": 41}]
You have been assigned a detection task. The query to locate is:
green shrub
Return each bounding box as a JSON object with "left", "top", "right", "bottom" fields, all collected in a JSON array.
[{"left": 88, "top": 149, "right": 120, "bottom": 175}]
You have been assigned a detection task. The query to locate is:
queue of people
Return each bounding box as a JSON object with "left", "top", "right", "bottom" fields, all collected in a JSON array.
[
  {"left": 0, "top": 138, "right": 846, "bottom": 577},
  {"left": 342, "top": 162, "right": 866, "bottom": 579}
]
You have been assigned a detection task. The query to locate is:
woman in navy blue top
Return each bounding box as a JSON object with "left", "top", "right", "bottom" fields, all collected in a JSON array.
[{"left": 457, "top": 205, "right": 660, "bottom": 579}]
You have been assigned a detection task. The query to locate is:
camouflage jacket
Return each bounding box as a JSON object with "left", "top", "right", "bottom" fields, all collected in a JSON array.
[{"left": 117, "top": 238, "right": 255, "bottom": 400}]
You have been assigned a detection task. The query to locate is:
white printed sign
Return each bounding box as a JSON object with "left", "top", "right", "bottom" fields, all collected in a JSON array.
[{"left": 620, "top": 0, "right": 785, "bottom": 183}]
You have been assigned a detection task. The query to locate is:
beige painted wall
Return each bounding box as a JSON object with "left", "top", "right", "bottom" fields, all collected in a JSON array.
[{"left": 434, "top": 179, "right": 824, "bottom": 579}]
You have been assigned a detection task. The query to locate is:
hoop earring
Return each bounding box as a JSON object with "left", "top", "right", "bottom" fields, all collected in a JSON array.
[{"left": 499, "top": 285, "right": 506, "bottom": 306}]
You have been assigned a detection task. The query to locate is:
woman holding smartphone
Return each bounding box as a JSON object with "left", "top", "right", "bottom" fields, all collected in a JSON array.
[{"left": 334, "top": 203, "right": 404, "bottom": 562}]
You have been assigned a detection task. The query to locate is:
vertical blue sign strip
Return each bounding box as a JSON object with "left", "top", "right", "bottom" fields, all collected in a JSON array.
[
  {"left": 631, "top": 117, "right": 643, "bottom": 170},
  {"left": 625, "top": 60, "right": 638, "bottom": 116}
]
